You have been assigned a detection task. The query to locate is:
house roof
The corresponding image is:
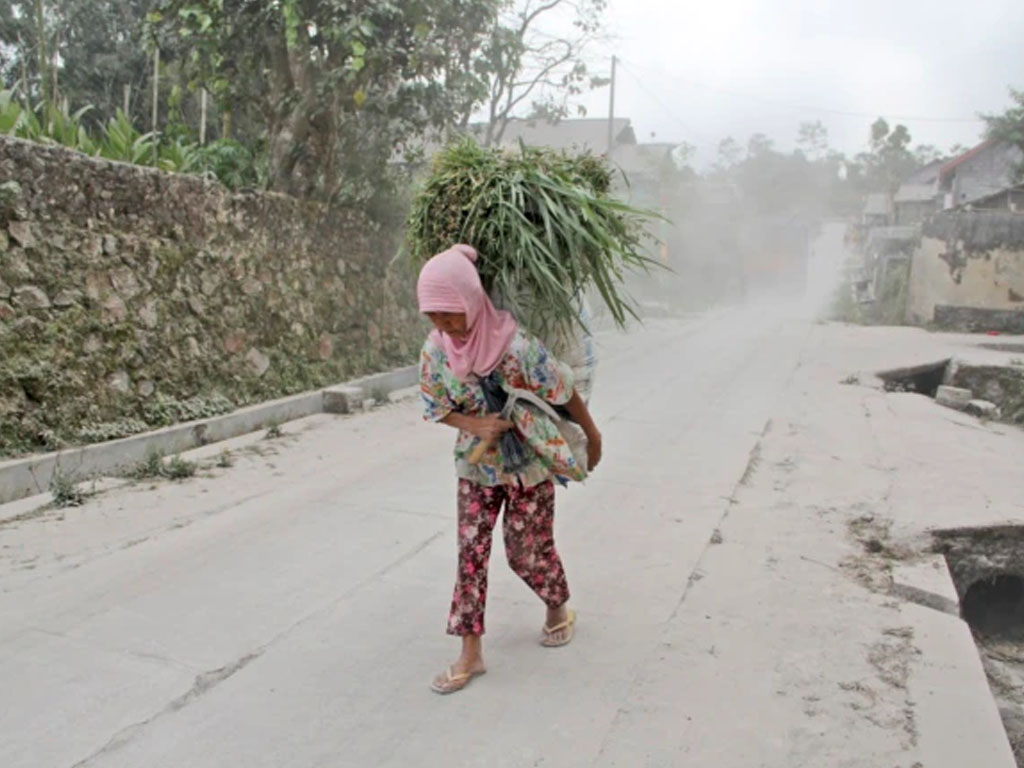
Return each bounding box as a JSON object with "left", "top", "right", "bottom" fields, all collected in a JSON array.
[
  {"left": 610, "top": 142, "right": 676, "bottom": 177},
  {"left": 960, "top": 182, "right": 1024, "bottom": 210},
  {"left": 938, "top": 139, "right": 998, "bottom": 184},
  {"left": 902, "top": 159, "right": 944, "bottom": 187},
  {"left": 480, "top": 117, "right": 636, "bottom": 153}
]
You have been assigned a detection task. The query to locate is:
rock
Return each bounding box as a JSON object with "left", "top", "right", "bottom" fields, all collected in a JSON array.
[
  {"left": 323, "top": 385, "right": 366, "bottom": 414},
  {"left": 8, "top": 221, "right": 35, "bottom": 248},
  {"left": 102, "top": 294, "right": 128, "bottom": 323},
  {"left": 109, "top": 267, "right": 141, "bottom": 299},
  {"left": 935, "top": 385, "right": 972, "bottom": 410},
  {"left": 291, "top": 322, "right": 307, "bottom": 337},
  {"left": 224, "top": 332, "right": 246, "bottom": 355},
  {"left": 188, "top": 295, "right": 206, "bottom": 316},
  {"left": 336, "top": 259, "right": 347, "bottom": 277},
  {"left": 84, "top": 273, "right": 109, "bottom": 301},
  {"left": 200, "top": 272, "right": 221, "bottom": 297},
  {"left": 13, "top": 285, "right": 50, "bottom": 310},
  {"left": 138, "top": 380, "right": 155, "bottom": 398},
  {"left": 246, "top": 348, "right": 271, "bottom": 377},
  {"left": 7, "top": 253, "right": 32, "bottom": 279},
  {"left": 0, "top": 230, "right": 8, "bottom": 252},
  {"left": 82, "top": 237, "right": 102, "bottom": 260},
  {"left": 317, "top": 333, "right": 333, "bottom": 361},
  {"left": 186, "top": 337, "right": 202, "bottom": 358},
  {"left": 0, "top": 301, "right": 14, "bottom": 320},
  {"left": 107, "top": 370, "right": 131, "bottom": 394},
  {"left": 0, "top": 279, "right": 10, "bottom": 300},
  {"left": 137, "top": 300, "right": 159, "bottom": 329},
  {"left": 966, "top": 399, "right": 1001, "bottom": 419},
  {"left": 84, "top": 334, "right": 103, "bottom": 354},
  {"left": 0, "top": 180, "right": 22, "bottom": 209},
  {"left": 241, "top": 277, "right": 263, "bottom": 296},
  {"left": 102, "top": 235, "right": 118, "bottom": 256},
  {"left": 53, "top": 289, "right": 82, "bottom": 308}
]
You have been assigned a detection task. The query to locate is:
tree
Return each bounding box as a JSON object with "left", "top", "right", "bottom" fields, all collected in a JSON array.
[
  {"left": 478, "top": 0, "right": 607, "bottom": 146},
  {"left": 983, "top": 87, "right": 1024, "bottom": 181},
  {"left": 1, "top": 1, "right": 156, "bottom": 128},
  {"left": 714, "top": 136, "right": 742, "bottom": 171},
  {"left": 860, "top": 117, "right": 918, "bottom": 195},
  {"left": 152, "top": 0, "right": 500, "bottom": 202},
  {"left": 796, "top": 120, "right": 829, "bottom": 161}
]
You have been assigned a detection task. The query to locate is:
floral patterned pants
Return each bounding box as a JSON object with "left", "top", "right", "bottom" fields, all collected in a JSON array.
[{"left": 447, "top": 478, "right": 570, "bottom": 636}]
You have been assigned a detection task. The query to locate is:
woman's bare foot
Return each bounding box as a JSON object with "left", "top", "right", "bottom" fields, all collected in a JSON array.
[
  {"left": 431, "top": 636, "right": 486, "bottom": 694},
  {"left": 541, "top": 605, "right": 577, "bottom": 647}
]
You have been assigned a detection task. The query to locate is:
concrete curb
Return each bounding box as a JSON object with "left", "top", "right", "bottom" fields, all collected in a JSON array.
[{"left": 0, "top": 364, "right": 418, "bottom": 505}]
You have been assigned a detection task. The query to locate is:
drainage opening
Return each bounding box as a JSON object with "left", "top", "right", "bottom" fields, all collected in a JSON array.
[
  {"left": 935, "top": 525, "right": 1024, "bottom": 765},
  {"left": 963, "top": 574, "right": 1024, "bottom": 642},
  {"left": 876, "top": 359, "right": 951, "bottom": 397}
]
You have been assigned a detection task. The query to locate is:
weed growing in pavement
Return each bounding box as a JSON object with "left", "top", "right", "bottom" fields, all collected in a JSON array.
[
  {"left": 49, "top": 467, "right": 85, "bottom": 508},
  {"left": 165, "top": 455, "right": 197, "bottom": 480},
  {"left": 128, "top": 447, "right": 166, "bottom": 480},
  {"left": 1011, "top": 358, "right": 1024, "bottom": 367},
  {"left": 840, "top": 374, "right": 861, "bottom": 385},
  {"left": 124, "top": 448, "right": 196, "bottom": 481},
  {"left": 370, "top": 387, "right": 390, "bottom": 407},
  {"left": 264, "top": 420, "right": 283, "bottom": 439},
  {"left": 216, "top": 449, "right": 235, "bottom": 468}
]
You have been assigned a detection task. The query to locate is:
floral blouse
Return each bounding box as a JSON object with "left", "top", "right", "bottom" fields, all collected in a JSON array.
[{"left": 420, "top": 329, "right": 583, "bottom": 488}]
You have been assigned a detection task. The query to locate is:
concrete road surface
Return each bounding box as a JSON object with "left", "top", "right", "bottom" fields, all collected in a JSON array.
[{"left": 2, "top": 226, "right": 1021, "bottom": 767}]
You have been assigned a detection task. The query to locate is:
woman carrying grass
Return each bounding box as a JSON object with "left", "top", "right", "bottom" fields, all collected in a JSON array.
[{"left": 418, "top": 244, "right": 603, "bottom": 695}]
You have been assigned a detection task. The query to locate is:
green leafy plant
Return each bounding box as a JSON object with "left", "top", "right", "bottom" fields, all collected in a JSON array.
[
  {"left": 127, "top": 447, "right": 166, "bottom": 480},
  {"left": 165, "top": 455, "right": 197, "bottom": 480},
  {"left": 264, "top": 420, "right": 283, "bottom": 439},
  {"left": 406, "top": 139, "right": 661, "bottom": 334},
  {"left": 216, "top": 449, "right": 235, "bottom": 468},
  {"left": 49, "top": 467, "right": 85, "bottom": 508}
]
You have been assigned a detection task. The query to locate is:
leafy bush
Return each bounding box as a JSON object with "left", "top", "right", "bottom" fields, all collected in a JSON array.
[
  {"left": 0, "top": 87, "right": 261, "bottom": 188},
  {"left": 49, "top": 467, "right": 85, "bottom": 508}
]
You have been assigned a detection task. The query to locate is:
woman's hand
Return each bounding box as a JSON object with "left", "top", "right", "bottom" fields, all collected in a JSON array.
[
  {"left": 472, "top": 413, "right": 513, "bottom": 443},
  {"left": 585, "top": 429, "right": 603, "bottom": 471}
]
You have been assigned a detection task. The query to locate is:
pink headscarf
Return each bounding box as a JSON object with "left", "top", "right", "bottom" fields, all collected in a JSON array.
[{"left": 417, "top": 244, "right": 518, "bottom": 381}]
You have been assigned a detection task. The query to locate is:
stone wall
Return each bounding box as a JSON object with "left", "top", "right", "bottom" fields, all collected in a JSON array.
[
  {"left": 907, "top": 212, "right": 1024, "bottom": 329},
  {"left": 0, "top": 136, "right": 424, "bottom": 457}
]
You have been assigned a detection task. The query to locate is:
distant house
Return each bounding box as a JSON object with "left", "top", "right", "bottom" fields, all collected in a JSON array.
[
  {"left": 893, "top": 159, "right": 944, "bottom": 226},
  {"left": 967, "top": 183, "right": 1024, "bottom": 212},
  {"left": 938, "top": 139, "right": 1024, "bottom": 210},
  {"left": 863, "top": 193, "right": 891, "bottom": 227},
  {"left": 476, "top": 117, "right": 636, "bottom": 155}
]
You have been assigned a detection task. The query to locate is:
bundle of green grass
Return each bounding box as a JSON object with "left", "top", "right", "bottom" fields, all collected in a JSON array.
[{"left": 406, "top": 138, "right": 658, "bottom": 337}]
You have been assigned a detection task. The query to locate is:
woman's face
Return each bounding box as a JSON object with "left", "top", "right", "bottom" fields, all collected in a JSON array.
[{"left": 426, "top": 312, "right": 468, "bottom": 341}]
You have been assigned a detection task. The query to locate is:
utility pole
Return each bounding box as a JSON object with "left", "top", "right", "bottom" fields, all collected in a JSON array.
[
  {"left": 607, "top": 55, "right": 617, "bottom": 155},
  {"left": 152, "top": 47, "right": 160, "bottom": 165},
  {"left": 199, "top": 88, "right": 208, "bottom": 146}
]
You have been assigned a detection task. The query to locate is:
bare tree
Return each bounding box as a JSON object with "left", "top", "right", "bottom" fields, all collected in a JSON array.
[{"left": 479, "top": 0, "right": 607, "bottom": 147}]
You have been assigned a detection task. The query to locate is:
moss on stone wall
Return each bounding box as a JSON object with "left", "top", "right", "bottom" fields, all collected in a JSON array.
[{"left": 0, "top": 136, "right": 424, "bottom": 457}]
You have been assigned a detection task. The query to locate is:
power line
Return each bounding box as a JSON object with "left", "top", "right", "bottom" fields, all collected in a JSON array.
[
  {"left": 620, "top": 58, "right": 985, "bottom": 125},
  {"left": 616, "top": 61, "right": 717, "bottom": 146}
]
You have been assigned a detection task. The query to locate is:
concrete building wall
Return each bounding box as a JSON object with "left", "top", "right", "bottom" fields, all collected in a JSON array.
[
  {"left": 908, "top": 236, "right": 1024, "bottom": 324},
  {"left": 949, "top": 143, "right": 1024, "bottom": 207}
]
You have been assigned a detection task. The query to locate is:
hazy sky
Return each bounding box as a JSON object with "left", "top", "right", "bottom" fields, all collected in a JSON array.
[{"left": 573, "top": 0, "right": 1024, "bottom": 166}]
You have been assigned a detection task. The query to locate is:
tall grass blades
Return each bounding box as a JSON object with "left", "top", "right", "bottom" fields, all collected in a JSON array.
[{"left": 406, "top": 139, "right": 661, "bottom": 334}]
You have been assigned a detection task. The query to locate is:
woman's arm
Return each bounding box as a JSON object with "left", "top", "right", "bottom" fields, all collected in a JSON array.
[
  {"left": 441, "top": 412, "right": 512, "bottom": 443},
  {"left": 564, "top": 389, "right": 602, "bottom": 470}
]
